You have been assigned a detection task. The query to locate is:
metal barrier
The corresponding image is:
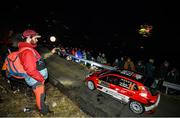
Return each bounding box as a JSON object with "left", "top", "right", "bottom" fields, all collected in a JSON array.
[
  {"left": 64, "top": 53, "right": 117, "bottom": 71},
  {"left": 163, "top": 81, "right": 180, "bottom": 94}
]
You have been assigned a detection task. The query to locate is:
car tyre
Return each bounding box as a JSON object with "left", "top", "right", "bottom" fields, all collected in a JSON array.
[
  {"left": 129, "top": 100, "right": 144, "bottom": 114},
  {"left": 87, "top": 81, "right": 95, "bottom": 90}
]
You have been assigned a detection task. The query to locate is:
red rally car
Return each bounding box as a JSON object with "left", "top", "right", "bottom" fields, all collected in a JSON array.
[{"left": 85, "top": 69, "right": 160, "bottom": 114}]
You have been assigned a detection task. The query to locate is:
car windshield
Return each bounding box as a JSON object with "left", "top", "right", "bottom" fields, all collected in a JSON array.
[{"left": 98, "top": 69, "right": 112, "bottom": 76}]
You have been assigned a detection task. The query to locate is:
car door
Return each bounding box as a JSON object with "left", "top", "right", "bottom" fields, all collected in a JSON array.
[
  {"left": 98, "top": 75, "right": 120, "bottom": 97},
  {"left": 126, "top": 82, "right": 138, "bottom": 98},
  {"left": 117, "top": 77, "right": 138, "bottom": 101},
  {"left": 101, "top": 75, "right": 130, "bottom": 101},
  {"left": 97, "top": 75, "right": 110, "bottom": 92},
  {"left": 108, "top": 75, "right": 121, "bottom": 92}
]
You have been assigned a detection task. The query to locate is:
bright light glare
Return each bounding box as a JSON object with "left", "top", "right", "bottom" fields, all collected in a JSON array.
[{"left": 50, "top": 36, "right": 56, "bottom": 42}]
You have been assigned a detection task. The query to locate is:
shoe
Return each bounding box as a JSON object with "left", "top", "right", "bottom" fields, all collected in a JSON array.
[
  {"left": 40, "top": 105, "right": 54, "bottom": 115},
  {"left": 40, "top": 106, "right": 49, "bottom": 115}
]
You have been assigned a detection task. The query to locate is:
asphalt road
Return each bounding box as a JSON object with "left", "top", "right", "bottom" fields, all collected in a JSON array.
[{"left": 40, "top": 47, "right": 180, "bottom": 117}]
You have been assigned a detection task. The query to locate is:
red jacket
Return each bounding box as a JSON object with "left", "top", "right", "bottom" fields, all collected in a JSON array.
[{"left": 18, "top": 42, "right": 44, "bottom": 82}]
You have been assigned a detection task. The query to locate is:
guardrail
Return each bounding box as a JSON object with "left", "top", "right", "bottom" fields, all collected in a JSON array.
[
  {"left": 163, "top": 81, "right": 180, "bottom": 94},
  {"left": 65, "top": 53, "right": 117, "bottom": 71}
]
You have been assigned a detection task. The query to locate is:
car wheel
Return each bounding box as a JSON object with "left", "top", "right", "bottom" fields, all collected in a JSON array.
[
  {"left": 129, "top": 101, "right": 144, "bottom": 114},
  {"left": 87, "top": 81, "right": 95, "bottom": 90}
]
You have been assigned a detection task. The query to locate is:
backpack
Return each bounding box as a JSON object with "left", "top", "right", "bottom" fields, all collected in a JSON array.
[{"left": 5, "top": 47, "right": 36, "bottom": 79}]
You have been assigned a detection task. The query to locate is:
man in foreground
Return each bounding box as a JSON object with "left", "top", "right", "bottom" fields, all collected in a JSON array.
[{"left": 18, "top": 29, "right": 49, "bottom": 115}]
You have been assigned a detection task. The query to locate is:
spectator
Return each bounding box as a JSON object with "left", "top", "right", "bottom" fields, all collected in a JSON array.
[
  {"left": 75, "top": 48, "right": 83, "bottom": 63},
  {"left": 71, "top": 48, "right": 76, "bottom": 56},
  {"left": 113, "top": 58, "right": 120, "bottom": 67},
  {"left": 96, "top": 52, "right": 102, "bottom": 63},
  {"left": 18, "top": 29, "right": 50, "bottom": 115},
  {"left": 145, "top": 58, "right": 156, "bottom": 87},
  {"left": 82, "top": 49, "right": 87, "bottom": 60},
  {"left": 157, "top": 60, "right": 170, "bottom": 90},
  {"left": 135, "top": 60, "right": 145, "bottom": 74},
  {"left": 82, "top": 49, "right": 87, "bottom": 65},
  {"left": 124, "top": 57, "right": 135, "bottom": 71},
  {"left": 166, "top": 67, "right": 179, "bottom": 84},
  {"left": 86, "top": 51, "right": 92, "bottom": 60},
  {"left": 101, "top": 53, "right": 107, "bottom": 64},
  {"left": 75, "top": 48, "right": 83, "bottom": 59},
  {"left": 119, "top": 56, "right": 125, "bottom": 69}
]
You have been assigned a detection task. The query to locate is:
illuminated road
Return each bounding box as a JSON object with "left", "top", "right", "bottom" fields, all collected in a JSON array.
[{"left": 41, "top": 47, "right": 180, "bottom": 117}]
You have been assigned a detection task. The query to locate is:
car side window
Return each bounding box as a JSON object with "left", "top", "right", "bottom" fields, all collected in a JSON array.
[
  {"left": 107, "top": 77, "right": 113, "bottom": 84},
  {"left": 133, "top": 84, "right": 138, "bottom": 91},
  {"left": 129, "top": 83, "right": 138, "bottom": 91},
  {"left": 113, "top": 78, "right": 119, "bottom": 85},
  {"left": 99, "top": 76, "right": 109, "bottom": 87},
  {"left": 103, "top": 75, "right": 119, "bottom": 85},
  {"left": 100, "top": 76, "right": 113, "bottom": 83},
  {"left": 118, "top": 77, "right": 133, "bottom": 89}
]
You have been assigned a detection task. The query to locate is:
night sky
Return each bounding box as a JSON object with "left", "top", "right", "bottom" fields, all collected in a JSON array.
[{"left": 1, "top": 1, "right": 180, "bottom": 63}]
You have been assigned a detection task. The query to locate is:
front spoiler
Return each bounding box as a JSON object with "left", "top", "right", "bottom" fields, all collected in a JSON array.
[{"left": 145, "top": 94, "right": 160, "bottom": 111}]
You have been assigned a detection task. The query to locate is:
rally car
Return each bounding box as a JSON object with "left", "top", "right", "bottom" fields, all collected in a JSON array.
[{"left": 85, "top": 69, "right": 160, "bottom": 114}]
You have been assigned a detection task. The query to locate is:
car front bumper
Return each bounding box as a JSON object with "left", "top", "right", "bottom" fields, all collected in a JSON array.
[{"left": 144, "top": 94, "right": 160, "bottom": 111}]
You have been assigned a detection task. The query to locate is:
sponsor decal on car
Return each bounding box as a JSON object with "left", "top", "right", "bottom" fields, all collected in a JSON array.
[{"left": 97, "top": 84, "right": 129, "bottom": 103}]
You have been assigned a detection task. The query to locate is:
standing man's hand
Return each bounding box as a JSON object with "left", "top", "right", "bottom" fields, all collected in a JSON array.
[
  {"left": 51, "top": 47, "right": 60, "bottom": 54},
  {"left": 51, "top": 48, "right": 57, "bottom": 54}
]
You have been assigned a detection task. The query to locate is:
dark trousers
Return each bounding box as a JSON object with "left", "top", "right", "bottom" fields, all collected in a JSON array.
[
  {"left": 157, "top": 79, "right": 164, "bottom": 91},
  {"left": 145, "top": 77, "right": 155, "bottom": 87}
]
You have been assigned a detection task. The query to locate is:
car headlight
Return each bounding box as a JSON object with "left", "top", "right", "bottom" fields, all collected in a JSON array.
[{"left": 140, "top": 93, "right": 147, "bottom": 98}]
